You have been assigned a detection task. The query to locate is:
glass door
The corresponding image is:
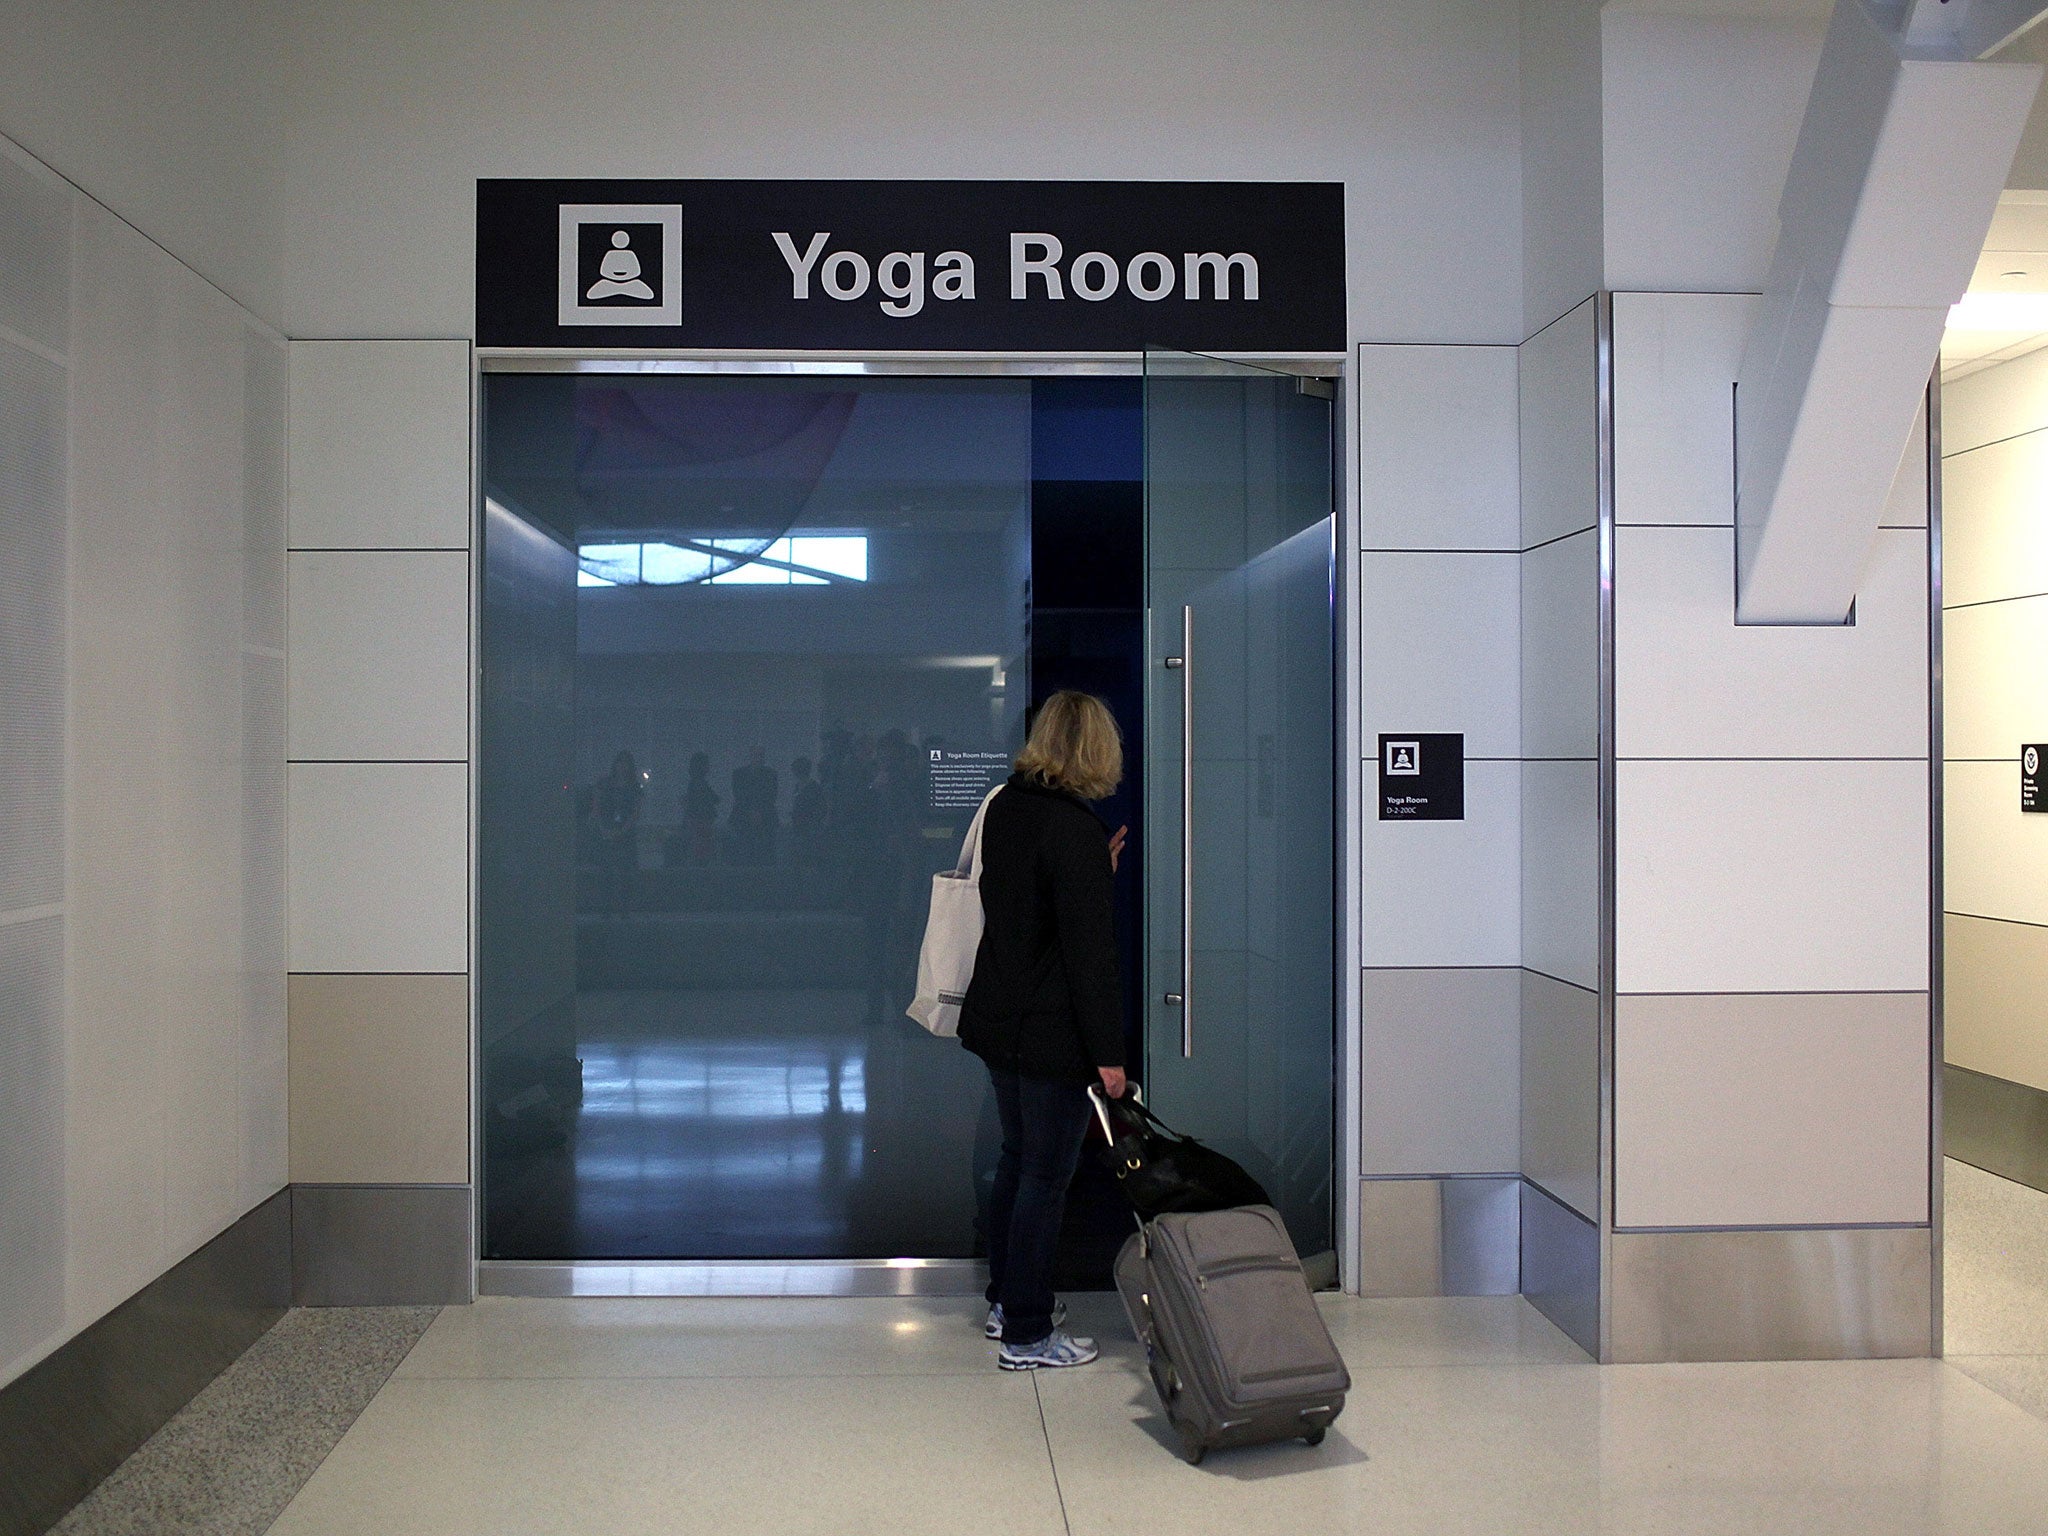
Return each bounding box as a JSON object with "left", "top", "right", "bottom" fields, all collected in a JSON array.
[{"left": 1142, "top": 349, "right": 1337, "bottom": 1263}]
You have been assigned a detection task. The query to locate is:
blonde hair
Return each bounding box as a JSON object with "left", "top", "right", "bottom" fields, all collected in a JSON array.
[{"left": 1015, "top": 690, "right": 1123, "bottom": 801}]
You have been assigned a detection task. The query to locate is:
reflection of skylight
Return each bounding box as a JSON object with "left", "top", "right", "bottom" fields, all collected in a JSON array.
[{"left": 577, "top": 534, "right": 868, "bottom": 588}]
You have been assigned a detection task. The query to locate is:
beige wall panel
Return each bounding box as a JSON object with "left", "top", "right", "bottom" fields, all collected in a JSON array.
[
  {"left": 1614, "top": 991, "right": 1930, "bottom": 1229},
  {"left": 1946, "top": 759, "right": 2048, "bottom": 928},
  {"left": 1944, "top": 595, "right": 2048, "bottom": 764},
  {"left": 1359, "top": 967, "right": 1520, "bottom": 1176},
  {"left": 290, "top": 973, "right": 469, "bottom": 1185},
  {"left": 1941, "top": 429, "right": 2048, "bottom": 610},
  {"left": 1945, "top": 913, "right": 2048, "bottom": 1094},
  {"left": 1943, "top": 342, "right": 2048, "bottom": 457},
  {"left": 1521, "top": 969, "right": 1599, "bottom": 1222}
]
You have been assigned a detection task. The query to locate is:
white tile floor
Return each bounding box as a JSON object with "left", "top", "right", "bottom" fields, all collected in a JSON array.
[
  {"left": 1945, "top": 1157, "right": 2048, "bottom": 1423},
  {"left": 264, "top": 1285, "right": 2048, "bottom": 1536}
]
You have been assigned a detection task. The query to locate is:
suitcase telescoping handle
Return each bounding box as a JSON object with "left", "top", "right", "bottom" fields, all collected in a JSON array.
[
  {"left": 1086, "top": 1081, "right": 1144, "bottom": 1145},
  {"left": 1087, "top": 1083, "right": 1152, "bottom": 1241}
]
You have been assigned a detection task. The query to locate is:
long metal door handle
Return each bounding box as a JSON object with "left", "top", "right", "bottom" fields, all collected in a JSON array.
[{"left": 1179, "top": 603, "right": 1193, "bottom": 1058}]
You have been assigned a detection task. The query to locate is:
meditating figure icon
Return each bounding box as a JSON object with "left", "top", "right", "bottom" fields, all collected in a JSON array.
[{"left": 586, "top": 230, "right": 654, "bottom": 302}]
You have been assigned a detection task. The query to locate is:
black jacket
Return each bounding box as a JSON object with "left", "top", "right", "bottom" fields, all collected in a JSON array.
[{"left": 958, "top": 775, "right": 1125, "bottom": 1084}]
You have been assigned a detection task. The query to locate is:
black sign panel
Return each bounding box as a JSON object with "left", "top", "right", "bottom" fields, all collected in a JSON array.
[
  {"left": 1379, "top": 734, "right": 1464, "bottom": 821},
  {"left": 476, "top": 179, "right": 1346, "bottom": 352},
  {"left": 2025, "top": 745, "right": 2046, "bottom": 813}
]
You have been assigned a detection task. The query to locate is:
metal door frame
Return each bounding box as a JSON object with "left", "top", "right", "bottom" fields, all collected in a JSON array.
[{"left": 468, "top": 349, "right": 1356, "bottom": 1300}]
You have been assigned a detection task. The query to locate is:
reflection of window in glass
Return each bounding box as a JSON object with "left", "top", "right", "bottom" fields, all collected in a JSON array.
[{"left": 577, "top": 533, "right": 868, "bottom": 587}]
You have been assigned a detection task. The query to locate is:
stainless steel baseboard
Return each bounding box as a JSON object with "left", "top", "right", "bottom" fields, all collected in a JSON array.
[
  {"left": 293, "top": 1185, "right": 472, "bottom": 1306},
  {"left": 1520, "top": 1180, "right": 1599, "bottom": 1358},
  {"left": 1356, "top": 1176, "right": 1521, "bottom": 1297},
  {"left": 1607, "top": 1224, "right": 1932, "bottom": 1363},
  {"left": 1945, "top": 1063, "right": 2048, "bottom": 1194},
  {"left": 478, "top": 1258, "right": 989, "bottom": 1299},
  {"left": 0, "top": 1189, "right": 289, "bottom": 1536}
]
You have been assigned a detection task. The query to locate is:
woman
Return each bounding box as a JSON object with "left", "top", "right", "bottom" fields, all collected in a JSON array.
[{"left": 959, "top": 691, "right": 1131, "bottom": 1371}]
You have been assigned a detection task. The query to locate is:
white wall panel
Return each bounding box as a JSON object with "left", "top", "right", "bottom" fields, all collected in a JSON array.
[
  {"left": 63, "top": 195, "right": 288, "bottom": 1345},
  {"left": 1360, "top": 759, "right": 1520, "bottom": 968},
  {"left": 1879, "top": 397, "right": 1928, "bottom": 529},
  {"left": 1521, "top": 759, "right": 1599, "bottom": 992},
  {"left": 1359, "top": 551, "right": 1519, "bottom": 760},
  {"left": 1942, "top": 342, "right": 2048, "bottom": 457},
  {"left": 1616, "top": 758, "right": 1929, "bottom": 994},
  {"left": 1520, "top": 528, "right": 1598, "bottom": 761},
  {"left": 1942, "top": 430, "right": 2048, "bottom": 610},
  {"left": 1611, "top": 291, "right": 1753, "bottom": 527},
  {"left": 1614, "top": 990, "right": 1930, "bottom": 1229},
  {"left": 1947, "top": 759, "right": 2048, "bottom": 926},
  {"left": 1521, "top": 970, "right": 1599, "bottom": 1221},
  {"left": 288, "top": 340, "right": 471, "bottom": 551},
  {"left": 1357, "top": 344, "right": 1519, "bottom": 552},
  {"left": 1518, "top": 300, "right": 1600, "bottom": 550},
  {"left": 1945, "top": 596, "right": 2048, "bottom": 765},
  {"left": 288, "top": 762, "right": 469, "bottom": 974},
  {"left": 1945, "top": 913, "right": 2048, "bottom": 1093},
  {"left": 1359, "top": 967, "right": 1520, "bottom": 1176},
  {"left": 1599, "top": 14, "right": 1821, "bottom": 295},
  {"left": 1614, "top": 526, "right": 1928, "bottom": 760},
  {"left": 288, "top": 550, "right": 470, "bottom": 762}
]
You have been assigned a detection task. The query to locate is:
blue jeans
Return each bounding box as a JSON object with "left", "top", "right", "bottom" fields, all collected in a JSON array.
[{"left": 984, "top": 1068, "right": 1092, "bottom": 1346}]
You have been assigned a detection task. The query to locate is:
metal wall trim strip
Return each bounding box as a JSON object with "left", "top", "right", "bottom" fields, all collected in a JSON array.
[
  {"left": 1594, "top": 290, "right": 1619, "bottom": 1365},
  {"left": 1926, "top": 368, "right": 1946, "bottom": 1356}
]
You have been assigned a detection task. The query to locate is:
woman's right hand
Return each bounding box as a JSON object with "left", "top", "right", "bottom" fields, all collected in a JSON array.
[{"left": 1097, "top": 1066, "right": 1127, "bottom": 1099}]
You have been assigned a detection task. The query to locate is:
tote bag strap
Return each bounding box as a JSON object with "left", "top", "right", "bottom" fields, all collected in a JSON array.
[{"left": 954, "top": 785, "right": 1003, "bottom": 880}]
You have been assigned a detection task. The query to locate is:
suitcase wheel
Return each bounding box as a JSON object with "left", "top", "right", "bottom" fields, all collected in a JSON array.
[
  {"left": 1302, "top": 1428, "right": 1327, "bottom": 1448},
  {"left": 1181, "top": 1438, "right": 1207, "bottom": 1467}
]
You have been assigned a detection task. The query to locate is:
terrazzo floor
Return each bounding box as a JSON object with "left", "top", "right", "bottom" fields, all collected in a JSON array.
[
  {"left": 1944, "top": 1156, "right": 2048, "bottom": 1422},
  {"left": 42, "top": 1160, "right": 2048, "bottom": 1535},
  {"left": 50, "top": 1307, "right": 437, "bottom": 1536}
]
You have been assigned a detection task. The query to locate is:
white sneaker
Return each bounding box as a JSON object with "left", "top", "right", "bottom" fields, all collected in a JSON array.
[
  {"left": 984, "top": 1301, "right": 1066, "bottom": 1339},
  {"left": 998, "top": 1328, "right": 1099, "bottom": 1371}
]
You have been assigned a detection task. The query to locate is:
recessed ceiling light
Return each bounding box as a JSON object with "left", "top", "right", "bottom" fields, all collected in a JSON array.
[{"left": 1949, "top": 292, "right": 2048, "bottom": 331}]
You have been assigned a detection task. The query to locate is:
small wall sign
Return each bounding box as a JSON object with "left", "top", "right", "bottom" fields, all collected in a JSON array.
[
  {"left": 1379, "top": 733, "right": 1464, "bottom": 821},
  {"left": 2024, "top": 745, "right": 2046, "bottom": 813}
]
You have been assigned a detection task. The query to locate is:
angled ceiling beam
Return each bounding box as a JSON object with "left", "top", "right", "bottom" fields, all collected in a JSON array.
[{"left": 1734, "top": 0, "right": 2042, "bottom": 625}]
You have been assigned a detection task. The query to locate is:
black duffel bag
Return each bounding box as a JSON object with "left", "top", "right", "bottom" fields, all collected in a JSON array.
[{"left": 1087, "top": 1086, "right": 1270, "bottom": 1217}]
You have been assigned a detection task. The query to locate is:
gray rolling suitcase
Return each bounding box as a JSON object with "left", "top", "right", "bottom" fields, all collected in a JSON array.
[{"left": 1114, "top": 1205, "right": 1350, "bottom": 1465}]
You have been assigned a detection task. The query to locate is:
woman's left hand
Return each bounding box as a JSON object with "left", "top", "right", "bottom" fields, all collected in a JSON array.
[{"left": 1109, "top": 824, "right": 1128, "bottom": 873}]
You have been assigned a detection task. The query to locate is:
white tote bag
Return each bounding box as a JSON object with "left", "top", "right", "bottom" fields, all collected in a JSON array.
[{"left": 907, "top": 786, "right": 1001, "bottom": 1037}]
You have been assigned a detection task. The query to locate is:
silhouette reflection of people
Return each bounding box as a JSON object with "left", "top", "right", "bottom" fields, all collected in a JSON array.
[
  {"left": 789, "top": 756, "right": 825, "bottom": 864},
  {"left": 586, "top": 230, "right": 655, "bottom": 302},
  {"left": 683, "top": 751, "right": 721, "bottom": 865},
  {"left": 730, "top": 747, "right": 778, "bottom": 865},
  {"left": 852, "top": 730, "right": 922, "bottom": 1024},
  {"left": 594, "top": 750, "right": 644, "bottom": 916}
]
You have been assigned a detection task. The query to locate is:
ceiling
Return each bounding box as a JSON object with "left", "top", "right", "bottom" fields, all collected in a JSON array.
[{"left": 1942, "top": 192, "right": 2048, "bottom": 381}]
